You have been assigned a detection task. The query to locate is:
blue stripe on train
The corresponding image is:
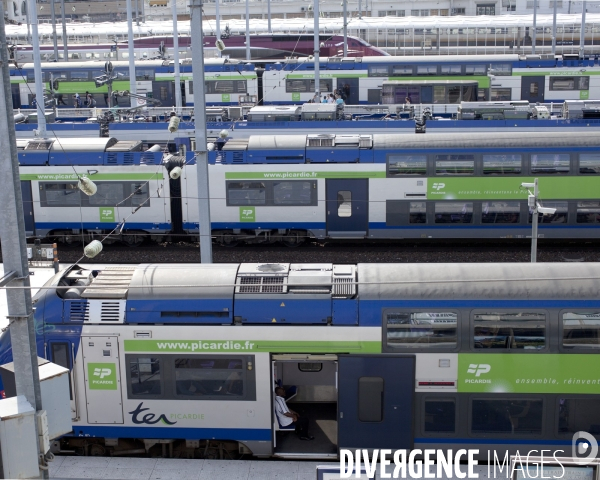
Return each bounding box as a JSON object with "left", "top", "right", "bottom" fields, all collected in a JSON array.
[{"left": 71, "top": 426, "right": 272, "bottom": 441}]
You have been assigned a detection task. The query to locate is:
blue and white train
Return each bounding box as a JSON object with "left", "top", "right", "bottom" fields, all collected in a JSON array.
[
  {"left": 0, "top": 261, "right": 599, "bottom": 459},
  {"left": 16, "top": 131, "right": 600, "bottom": 246}
]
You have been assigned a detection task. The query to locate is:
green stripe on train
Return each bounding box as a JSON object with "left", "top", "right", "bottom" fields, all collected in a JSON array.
[
  {"left": 124, "top": 339, "right": 382, "bottom": 354},
  {"left": 427, "top": 177, "right": 600, "bottom": 200},
  {"left": 20, "top": 173, "right": 163, "bottom": 181},
  {"left": 458, "top": 354, "right": 600, "bottom": 394}
]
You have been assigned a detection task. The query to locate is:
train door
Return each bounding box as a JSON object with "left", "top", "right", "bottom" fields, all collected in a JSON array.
[
  {"left": 338, "top": 355, "right": 414, "bottom": 451},
  {"left": 272, "top": 355, "right": 338, "bottom": 457},
  {"left": 48, "top": 341, "right": 77, "bottom": 419},
  {"left": 337, "top": 78, "right": 359, "bottom": 105},
  {"left": 521, "top": 76, "right": 545, "bottom": 102},
  {"left": 81, "top": 335, "right": 124, "bottom": 424},
  {"left": 21, "top": 181, "right": 34, "bottom": 236},
  {"left": 326, "top": 179, "right": 368, "bottom": 238}
]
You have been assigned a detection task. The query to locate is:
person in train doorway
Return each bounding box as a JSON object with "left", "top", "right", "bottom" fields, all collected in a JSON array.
[
  {"left": 73, "top": 93, "right": 81, "bottom": 108},
  {"left": 274, "top": 387, "right": 314, "bottom": 440},
  {"left": 343, "top": 83, "right": 350, "bottom": 102},
  {"left": 55, "top": 93, "right": 67, "bottom": 106}
]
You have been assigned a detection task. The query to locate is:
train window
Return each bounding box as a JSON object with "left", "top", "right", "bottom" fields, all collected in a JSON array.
[
  {"left": 174, "top": 357, "right": 247, "bottom": 399},
  {"left": 576, "top": 202, "right": 600, "bottom": 224},
  {"left": 131, "top": 183, "right": 150, "bottom": 207},
  {"left": 114, "top": 68, "right": 130, "bottom": 80},
  {"left": 386, "top": 311, "right": 457, "bottom": 348},
  {"left": 579, "top": 154, "right": 600, "bottom": 174},
  {"left": 471, "top": 399, "right": 543, "bottom": 435},
  {"left": 482, "top": 202, "right": 521, "bottom": 224},
  {"left": 529, "top": 201, "right": 568, "bottom": 224},
  {"left": 159, "top": 87, "right": 168, "bottom": 101},
  {"left": 358, "top": 377, "right": 384, "bottom": 422},
  {"left": 88, "top": 183, "right": 125, "bottom": 207},
  {"left": 473, "top": 312, "right": 546, "bottom": 349},
  {"left": 70, "top": 71, "right": 89, "bottom": 82},
  {"left": 424, "top": 399, "right": 455, "bottom": 433},
  {"left": 273, "top": 181, "right": 316, "bottom": 205},
  {"left": 558, "top": 399, "right": 600, "bottom": 434},
  {"left": 286, "top": 79, "right": 309, "bottom": 92},
  {"left": 129, "top": 357, "right": 162, "bottom": 397},
  {"left": 416, "top": 65, "right": 438, "bottom": 76},
  {"left": 490, "top": 88, "right": 512, "bottom": 101},
  {"left": 434, "top": 86, "right": 446, "bottom": 103},
  {"left": 387, "top": 154, "right": 427, "bottom": 176},
  {"left": 226, "top": 182, "right": 267, "bottom": 206},
  {"left": 391, "top": 65, "right": 413, "bottom": 75},
  {"left": 465, "top": 65, "right": 487, "bottom": 75},
  {"left": 440, "top": 65, "right": 462, "bottom": 75},
  {"left": 51, "top": 343, "right": 73, "bottom": 400},
  {"left": 435, "top": 202, "right": 473, "bottom": 224},
  {"left": 368, "top": 65, "right": 390, "bottom": 77},
  {"left": 40, "top": 183, "right": 81, "bottom": 207},
  {"left": 483, "top": 154, "right": 522, "bottom": 175},
  {"left": 562, "top": 313, "right": 600, "bottom": 348},
  {"left": 298, "top": 363, "right": 322, "bottom": 372},
  {"left": 337, "top": 191, "right": 352, "bottom": 217},
  {"left": 448, "top": 85, "right": 461, "bottom": 103},
  {"left": 435, "top": 154, "right": 475, "bottom": 175},
  {"left": 490, "top": 64, "right": 512, "bottom": 76},
  {"left": 531, "top": 154, "right": 570, "bottom": 175},
  {"left": 550, "top": 76, "right": 590, "bottom": 91},
  {"left": 410, "top": 202, "right": 427, "bottom": 224},
  {"left": 311, "top": 79, "right": 333, "bottom": 93},
  {"left": 530, "top": 83, "right": 539, "bottom": 96}
]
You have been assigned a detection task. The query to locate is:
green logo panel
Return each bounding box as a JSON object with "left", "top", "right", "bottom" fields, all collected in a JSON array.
[
  {"left": 240, "top": 206, "right": 255, "bottom": 222},
  {"left": 292, "top": 92, "right": 301, "bottom": 101},
  {"left": 458, "top": 354, "right": 600, "bottom": 394},
  {"left": 100, "top": 207, "right": 115, "bottom": 222},
  {"left": 580, "top": 90, "right": 590, "bottom": 100},
  {"left": 221, "top": 94, "right": 231, "bottom": 102},
  {"left": 88, "top": 363, "right": 118, "bottom": 390}
]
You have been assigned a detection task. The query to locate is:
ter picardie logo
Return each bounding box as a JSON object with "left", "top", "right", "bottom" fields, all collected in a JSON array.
[{"left": 339, "top": 432, "right": 598, "bottom": 478}]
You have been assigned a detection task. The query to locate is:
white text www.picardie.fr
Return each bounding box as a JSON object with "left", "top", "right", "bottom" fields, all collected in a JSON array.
[{"left": 156, "top": 340, "right": 255, "bottom": 351}]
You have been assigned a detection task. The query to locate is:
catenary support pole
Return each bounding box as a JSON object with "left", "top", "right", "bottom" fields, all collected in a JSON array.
[
  {"left": 25, "top": 0, "right": 31, "bottom": 43},
  {"left": 50, "top": 0, "right": 59, "bottom": 60},
  {"left": 190, "top": 0, "right": 213, "bottom": 263},
  {"left": 172, "top": 0, "right": 182, "bottom": 112},
  {"left": 215, "top": 0, "right": 221, "bottom": 57},
  {"left": 0, "top": 12, "right": 46, "bottom": 479},
  {"left": 245, "top": 0, "right": 250, "bottom": 60},
  {"left": 267, "top": 0, "right": 271, "bottom": 34},
  {"left": 61, "top": 0, "right": 68, "bottom": 60},
  {"left": 126, "top": 0, "right": 137, "bottom": 107},
  {"left": 580, "top": 1, "right": 586, "bottom": 58},
  {"left": 532, "top": 0, "right": 537, "bottom": 54},
  {"left": 29, "top": 0, "right": 47, "bottom": 137},
  {"left": 314, "top": 0, "right": 319, "bottom": 99},
  {"left": 343, "top": 0, "right": 347, "bottom": 57},
  {"left": 531, "top": 178, "right": 539, "bottom": 263},
  {"left": 552, "top": 0, "right": 557, "bottom": 55}
]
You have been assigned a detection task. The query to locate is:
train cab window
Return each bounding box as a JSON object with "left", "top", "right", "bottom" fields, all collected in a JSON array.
[
  {"left": 531, "top": 154, "right": 570, "bottom": 175},
  {"left": 358, "top": 377, "right": 384, "bottom": 422},
  {"left": 471, "top": 399, "right": 543, "bottom": 435},
  {"left": 88, "top": 183, "right": 125, "bottom": 207},
  {"left": 226, "top": 181, "right": 267, "bottom": 206},
  {"left": 435, "top": 202, "right": 473, "bottom": 224},
  {"left": 435, "top": 154, "right": 475, "bottom": 175},
  {"left": 337, "top": 191, "right": 352, "bottom": 217},
  {"left": 51, "top": 343, "right": 73, "bottom": 400},
  {"left": 529, "top": 201, "right": 568, "bottom": 224},
  {"left": 473, "top": 312, "right": 546, "bottom": 349},
  {"left": 579, "top": 154, "right": 600, "bottom": 174},
  {"left": 483, "top": 154, "right": 522, "bottom": 175},
  {"left": 577, "top": 202, "right": 600, "bottom": 224},
  {"left": 386, "top": 311, "right": 457, "bottom": 348},
  {"left": 558, "top": 399, "right": 600, "bottom": 434},
  {"left": 128, "top": 357, "right": 162, "bottom": 397},
  {"left": 424, "top": 399, "right": 455, "bottom": 433},
  {"left": 482, "top": 202, "right": 521, "bottom": 224},
  {"left": 562, "top": 313, "right": 600, "bottom": 348},
  {"left": 174, "top": 357, "right": 250, "bottom": 400},
  {"left": 387, "top": 154, "right": 427, "bottom": 176}
]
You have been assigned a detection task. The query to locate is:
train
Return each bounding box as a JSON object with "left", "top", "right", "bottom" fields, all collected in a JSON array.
[
  {"left": 0, "top": 260, "right": 598, "bottom": 459},
  {"left": 8, "top": 34, "right": 388, "bottom": 63},
  {"left": 14, "top": 131, "right": 600, "bottom": 246},
  {"left": 10, "top": 53, "right": 600, "bottom": 110}
]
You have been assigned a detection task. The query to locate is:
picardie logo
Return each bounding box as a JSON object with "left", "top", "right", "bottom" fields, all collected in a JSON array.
[
  {"left": 93, "top": 368, "right": 112, "bottom": 379},
  {"left": 467, "top": 364, "right": 491, "bottom": 377},
  {"left": 432, "top": 182, "right": 445, "bottom": 191}
]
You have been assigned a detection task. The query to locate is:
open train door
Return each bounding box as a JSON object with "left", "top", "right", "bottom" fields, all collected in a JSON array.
[{"left": 338, "top": 355, "right": 414, "bottom": 451}]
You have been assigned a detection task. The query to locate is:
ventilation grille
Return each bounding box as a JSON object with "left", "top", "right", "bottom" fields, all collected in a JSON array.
[
  {"left": 99, "top": 301, "right": 123, "bottom": 322},
  {"left": 140, "top": 152, "right": 157, "bottom": 165},
  {"left": 359, "top": 136, "right": 373, "bottom": 148},
  {"left": 232, "top": 152, "right": 245, "bottom": 164},
  {"left": 24, "top": 140, "right": 53, "bottom": 150},
  {"left": 106, "top": 153, "right": 118, "bottom": 165},
  {"left": 69, "top": 301, "right": 89, "bottom": 322},
  {"left": 238, "top": 276, "right": 285, "bottom": 294},
  {"left": 307, "top": 138, "right": 334, "bottom": 147},
  {"left": 333, "top": 277, "right": 355, "bottom": 297},
  {"left": 85, "top": 299, "right": 126, "bottom": 323},
  {"left": 123, "top": 153, "right": 135, "bottom": 165}
]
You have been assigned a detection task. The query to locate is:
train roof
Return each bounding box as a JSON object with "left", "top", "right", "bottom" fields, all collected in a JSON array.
[
  {"left": 15, "top": 58, "right": 238, "bottom": 70},
  {"left": 358, "top": 263, "right": 600, "bottom": 301}
]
